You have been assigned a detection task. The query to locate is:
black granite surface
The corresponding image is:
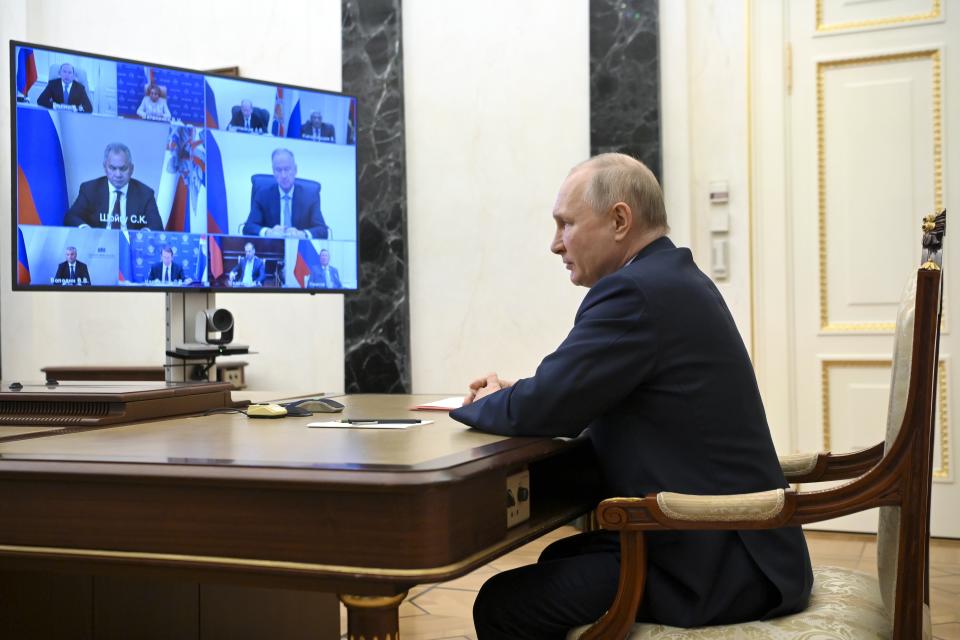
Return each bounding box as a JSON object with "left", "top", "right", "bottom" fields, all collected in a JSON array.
[
  {"left": 342, "top": 0, "right": 411, "bottom": 393},
  {"left": 590, "top": 0, "right": 662, "bottom": 180}
]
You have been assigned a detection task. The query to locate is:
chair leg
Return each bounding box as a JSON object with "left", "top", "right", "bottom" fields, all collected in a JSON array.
[{"left": 579, "top": 531, "right": 646, "bottom": 640}]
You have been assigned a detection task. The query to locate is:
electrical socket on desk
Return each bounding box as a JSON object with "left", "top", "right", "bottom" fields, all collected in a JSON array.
[{"left": 506, "top": 469, "right": 530, "bottom": 528}]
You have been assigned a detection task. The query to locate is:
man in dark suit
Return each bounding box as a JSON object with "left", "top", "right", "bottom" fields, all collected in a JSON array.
[
  {"left": 229, "top": 99, "right": 267, "bottom": 132},
  {"left": 242, "top": 149, "right": 329, "bottom": 239},
  {"left": 63, "top": 143, "right": 163, "bottom": 231},
  {"left": 147, "top": 246, "right": 189, "bottom": 283},
  {"left": 228, "top": 242, "right": 266, "bottom": 287},
  {"left": 308, "top": 249, "right": 341, "bottom": 288},
  {"left": 301, "top": 111, "right": 335, "bottom": 141},
  {"left": 452, "top": 154, "right": 812, "bottom": 638},
  {"left": 53, "top": 246, "right": 91, "bottom": 286},
  {"left": 36, "top": 63, "right": 93, "bottom": 113}
]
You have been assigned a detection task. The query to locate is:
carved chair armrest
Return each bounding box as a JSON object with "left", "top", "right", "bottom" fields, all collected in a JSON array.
[{"left": 779, "top": 442, "right": 884, "bottom": 483}]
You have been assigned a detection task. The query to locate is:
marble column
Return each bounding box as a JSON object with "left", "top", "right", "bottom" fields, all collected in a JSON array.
[
  {"left": 341, "top": 0, "right": 411, "bottom": 393},
  {"left": 590, "top": 0, "right": 662, "bottom": 179}
]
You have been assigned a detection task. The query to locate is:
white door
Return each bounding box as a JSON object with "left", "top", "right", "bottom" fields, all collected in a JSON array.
[{"left": 778, "top": 0, "right": 957, "bottom": 535}]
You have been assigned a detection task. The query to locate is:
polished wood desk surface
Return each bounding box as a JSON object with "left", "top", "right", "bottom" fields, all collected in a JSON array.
[
  {"left": 0, "top": 394, "right": 508, "bottom": 470},
  {"left": 0, "top": 393, "right": 600, "bottom": 638}
]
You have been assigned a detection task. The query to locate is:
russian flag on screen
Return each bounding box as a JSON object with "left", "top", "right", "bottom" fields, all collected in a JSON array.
[
  {"left": 16, "top": 228, "right": 31, "bottom": 285},
  {"left": 204, "top": 80, "right": 219, "bottom": 129},
  {"left": 166, "top": 176, "right": 190, "bottom": 232},
  {"left": 209, "top": 235, "right": 224, "bottom": 279},
  {"left": 118, "top": 230, "right": 132, "bottom": 282},
  {"left": 205, "top": 133, "right": 228, "bottom": 234},
  {"left": 16, "top": 48, "right": 38, "bottom": 95},
  {"left": 293, "top": 239, "right": 322, "bottom": 288},
  {"left": 16, "top": 108, "right": 69, "bottom": 226},
  {"left": 286, "top": 99, "right": 302, "bottom": 139}
]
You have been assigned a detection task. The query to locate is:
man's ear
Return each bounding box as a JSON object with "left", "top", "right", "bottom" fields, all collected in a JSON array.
[{"left": 610, "top": 202, "right": 633, "bottom": 240}]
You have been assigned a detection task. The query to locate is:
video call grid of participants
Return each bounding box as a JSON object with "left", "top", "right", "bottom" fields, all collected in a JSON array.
[
  {"left": 18, "top": 225, "right": 358, "bottom": 290},
  {"left": 14, "top": 44, "right": 359, "bottom": 290}
]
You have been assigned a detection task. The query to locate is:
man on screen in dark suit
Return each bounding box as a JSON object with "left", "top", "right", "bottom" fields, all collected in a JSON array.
[
  {"left": 53, "top": 246, "right": 91, "bottom": 286},
  {"left": 228, "top": 242, "right": 266, "bottom": 287},
  {"left": 301, "top": 111, "right": 335, "bottom": 141},
  {"left": 229, "top": 99, "right": 267, "bottom": 132},
  {"left": 63, "top": 143, "right": 163, "bottom": 231},
  {"left": 36, "top": 63, "right": 93, "bottom": 113},
  {"left": 308, "top": 249, "right": 341, "bottom": 289},
  {"left": 242, "top": 149, "right": 329, "bottom": 239},
  {"left": 148, "top": 246, "right": 190, "bottom": 284},
  {"left": 452, "top": 154, "right": 812, "bottom": 638}
]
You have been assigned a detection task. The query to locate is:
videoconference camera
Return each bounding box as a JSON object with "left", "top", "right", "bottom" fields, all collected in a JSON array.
[{"left": 196, "top": 308, "right": 234, "bottom": 345}]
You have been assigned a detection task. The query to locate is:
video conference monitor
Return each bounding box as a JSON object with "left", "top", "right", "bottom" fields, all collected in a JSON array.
[{"left": 10, "top": 41, "right": 358, "bottom": 293}]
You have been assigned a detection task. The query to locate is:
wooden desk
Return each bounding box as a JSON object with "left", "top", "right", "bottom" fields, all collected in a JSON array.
[{"left": 0, "top": 394, "right": 601, "bottom": 639}]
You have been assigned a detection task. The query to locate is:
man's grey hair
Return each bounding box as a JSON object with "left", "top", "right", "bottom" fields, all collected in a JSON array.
[
  {"left": 574, "top": 153, "right": 668, "bottom": 233},
  {"left": 103, "top": 143, "right": 132, "bottom": 165},
  {"left": 271, "top": 148, "right": 295, "bottom": 163},
  {"left": 59, "top": 63, "right": 73, "bottom": 72}
]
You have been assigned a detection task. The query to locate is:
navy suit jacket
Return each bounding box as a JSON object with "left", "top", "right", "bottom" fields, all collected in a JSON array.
[
  {"left": 308, "top": 265, "right": 341, "bottom": 289},
  {"left": 451, "top": 237, "right": 812, "bottom": 627},
  {"left": 148, "top": 262, "right": 185, "bottom": 282},
  {"left": 63, "top": 177, "right": 163, "bottom": 231},
  {"left": 242, "top": 183, "right": 328, "bottom": 238},
  {"left": 229, "top": 111, "right": 268, "bottom": 131},
  {"left": 230, "top": 257, "right": 266, "bottom": 284},
  {"left": 53, "top": 260, "right": 91, "bottom": 286},
  {"left": 37, "top": 80, "right": 93, "bottom": 113}
]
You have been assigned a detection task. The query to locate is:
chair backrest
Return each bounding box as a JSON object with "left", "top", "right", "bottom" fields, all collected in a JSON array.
[
  {"left": 48, "top": 63, "right": 88, "bottom": 88},
  {"left": 249, "top": 174, "right": 321, "bottom": 208},
  {"left": 875, "top": 210, "right": 945, "bottom": 629},
  {"left": 231, "top": 105, "right": 270, "bottom": 129}
]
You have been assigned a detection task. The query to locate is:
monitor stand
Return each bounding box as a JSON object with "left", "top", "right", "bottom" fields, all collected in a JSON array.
[{"left": 165, "top": 291, "right": 216, "bottom": 383}]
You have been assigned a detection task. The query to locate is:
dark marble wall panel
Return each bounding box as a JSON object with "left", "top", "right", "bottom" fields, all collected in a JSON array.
[
  {"left": 590, "top": 0, "right": 662, "bottom": 180},
  {"left": 342, "top": 0, "right": 411, "bottom": 393}
]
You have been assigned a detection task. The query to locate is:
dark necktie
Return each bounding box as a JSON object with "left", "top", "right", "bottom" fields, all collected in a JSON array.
[
  {"left": 164, "top": 267, "right": 169, "bottom": 282},
  {"left": 69, "top": 264, "right": 75, "bottom": 279},
  {"left": 112, "top": 190, "right": 122, "bottom": 227},
  {"left": 282, "top": 194, "right": 292, "bottom": 228}
]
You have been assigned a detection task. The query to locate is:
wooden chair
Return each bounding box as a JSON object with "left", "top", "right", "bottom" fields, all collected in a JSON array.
[{"left": 569, "top": 210, "right": 946, "bottom": 640}]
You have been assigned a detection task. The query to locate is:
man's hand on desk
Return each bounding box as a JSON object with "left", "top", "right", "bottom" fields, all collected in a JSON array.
[{"left": 463, "top": 372, "right": 515, "bottom": 406}]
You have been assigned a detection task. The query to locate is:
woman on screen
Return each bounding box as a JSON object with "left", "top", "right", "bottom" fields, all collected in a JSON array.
[{"left": 136, "top": 84, "right": 172, "bottom": 122}]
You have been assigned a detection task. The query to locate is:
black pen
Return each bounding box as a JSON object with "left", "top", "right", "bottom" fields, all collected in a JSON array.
[{"left": 341, "top": 418, "right": 423, "bottom": 424}]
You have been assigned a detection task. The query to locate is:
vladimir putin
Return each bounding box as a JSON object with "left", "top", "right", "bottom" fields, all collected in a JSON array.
[
  {"left": 64, "top": 143, "right": 163, "bottom": 231},
  {"left": 52, "top": 246, "right": 91, "bottom": 286},
  {"left": 37, "top": 63, "right": 93, "bottom": 113},
  {"left": 242, "top": 149, "right": 329, "bottom": 239}
]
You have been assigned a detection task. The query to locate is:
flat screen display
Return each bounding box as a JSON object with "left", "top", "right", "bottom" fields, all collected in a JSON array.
[{"left": 11, "top": 41, "right": 358, "bottom": 292}]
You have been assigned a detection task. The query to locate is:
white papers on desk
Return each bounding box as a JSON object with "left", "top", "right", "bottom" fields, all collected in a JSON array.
[
  {"left": 307, "top": 420, "right": 433, "bottom": 429},
  {"left": 410, "top": 396, "right": 464, "bottom": 411}
]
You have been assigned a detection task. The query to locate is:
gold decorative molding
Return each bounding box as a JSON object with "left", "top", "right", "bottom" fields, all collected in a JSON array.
[
  {"left": 816, "top": 0, "right": 941, "bottom": 33},
  {"left": 821, "top": 359, "right": 950, "bottom": 479},
  {"left": 818, "top": 50, "right": 943, "bottom": 332}
]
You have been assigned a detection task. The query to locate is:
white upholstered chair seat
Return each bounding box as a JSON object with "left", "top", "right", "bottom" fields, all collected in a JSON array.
[{"left": 566, "top": 565, "right": 932, "bottom": 640}]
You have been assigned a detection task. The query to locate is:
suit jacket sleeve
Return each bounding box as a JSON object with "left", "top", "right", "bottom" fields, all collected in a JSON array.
[
  {"left": 331, "top": 267, "right": 342, "bottom": 288},
  {"left": 243, "top": 190, "right": 272, "bottom": 236},
  {"left": 297, "top": 190, "right": 328, "bottom": 238},
  {"left": 256, "top": 258, "right": 266, "bottom": 283},
  {"left": 36, "top": 82, "right": 57, "bottom": 108},
  {"left": 451, "top": 273, "right": 659, "bottom": 437},
  {"left": 127, "top": 182, "right": 163, "bottom": 231},
  {"left": 73, "top": 84, "right": 93, "bottom": 113},
  {"left": 64, "top": 181, "right": 98, "bottom": 227},
  {"left": 78, "top": 263, "right": 91, "bottom": 285}
]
